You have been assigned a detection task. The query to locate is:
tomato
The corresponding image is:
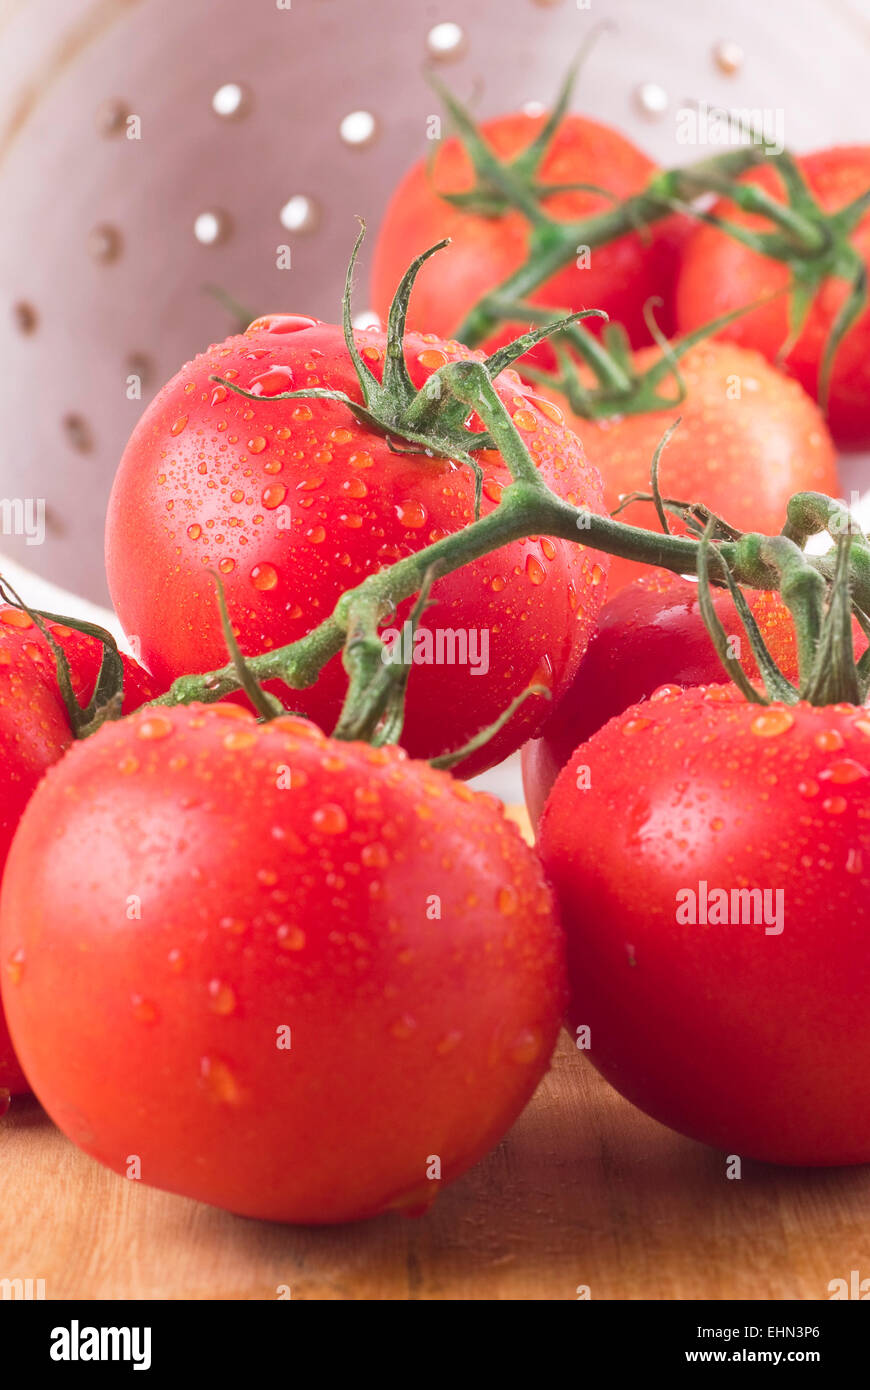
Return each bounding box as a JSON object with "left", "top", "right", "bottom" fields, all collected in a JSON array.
[
  {"left": 521, "top": 571, "right": 807, "bottom": 826},
  {"left": 537, "top": 340, "right": 839, "bottom": 595},
  {"left": 0, "top": 607, "right": 155, "bottom": 1095},
  {"left": 540, "top": 684, "right": 870, "bottom": 1165},
  {"left": 0, "top": 702, "right": 566, "bottom": 1223},
  {"left": 675, "top": 147, "right": 870, "bottom": 448},
  {"left": 371, "top": 111, "right": 690, "bottom": 359},
  {"left": 106, "top": 317, "right": 608, "bottom": 774}
]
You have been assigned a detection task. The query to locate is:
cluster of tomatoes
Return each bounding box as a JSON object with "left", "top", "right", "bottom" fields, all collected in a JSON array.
[{"left": 1, "top": 94, "right": 869, "bottom": 1225}]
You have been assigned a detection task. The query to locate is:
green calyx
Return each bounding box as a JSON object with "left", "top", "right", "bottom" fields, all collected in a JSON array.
[
  {"left": 211, "top": 223, "right": 604, "bottom": 517},
  {"left": 663, "top": 145, "right": 869, "bottom": 412},
  {"left": 0, "top": 577, "right": 127, "bottom": 738},
  {"left": 428, "top": 57, "right": 870, "bottom": 417},
  {"left": 694, "top": 496, "right": 870, "bottom": 708}
]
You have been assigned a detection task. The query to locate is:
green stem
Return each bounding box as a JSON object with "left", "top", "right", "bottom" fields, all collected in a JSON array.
[{"left": 455, "top": 147, "right": 771, "bottom": 348}]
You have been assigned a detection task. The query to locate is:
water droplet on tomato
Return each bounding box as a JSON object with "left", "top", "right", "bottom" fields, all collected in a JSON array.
[
  {"left": 821, "top": 758, "right": 867, "bottom": 784},
  {"left": 250, "top": 563, "right": 278, "bottom": 590},
  {"left": 131, "top": 994, "right": 159, "bottom": 1023},
  {"left": 137, "top": 714, "right": 173, "bottom": 741},
  {"left": 396, "top": 499, "right": 427, "bottom": 529},
  {"left": 257, "top": 314, "right": 318, "bottom": 335},
  {"left": 170, "top": 415, "right": 188, "bottom": 436},
  {"left": 390, "top": 1014, "right": 417, "bottom": 1040},
  {"left": 200, "top": 1055, "right": 242, "bottom": 1104},
  {"left": 249, "top": 366, "right": 294, "bottom": 397},
  {"left": 313, "top": 804, "right": 348, "bottom": 835},
  {"left": 751, "top": 708, "right": 795, "bottom": 738},
  {"left": 208, "top": 979, "right": 237, "bottom": 1016},
  {"left": 262, "top": 483, "right": 287, "bottom": 509},
  {"left": 0, "top": 610, "right": 32, "bottom": 629},
  {"left": 509, "top": 1027, "right": 541, "bottom": 1064},
  {"left": 512, "top": 409, "right": 537, "bottom": 432},
  {"left": 187, "top": 523, "right": 202, "bottom": 540},
  {"left": 623, "top": 716, "right": 653, "bottom": 736},
  {"left": 525, "top": 554, "right": 545, "bottom": 585},
  {"left": 361, "top": 842, "right": 389, "bottom": 868},
  {"left": 277, "top": 924, "right": 306, "bottom": 951},
  {"left": 5, "top": 948, "right": 25, "bottom": 985},
  {"left": 306, "top": 525, "right": 326, "bottom": 543},
  {"left": 497, "top": 885, "right": 518, "bottom": 915},
  {"left": 815, "top": 729, "right": 844, "bottom": 752}
]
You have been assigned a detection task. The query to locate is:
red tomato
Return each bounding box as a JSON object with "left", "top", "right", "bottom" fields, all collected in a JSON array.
[
  {"left": 537, "top": 340, "right": 839, "bottom": 595},
  {"left": 521, "top": 571, "right": 810, "bottom": 826},
  {"left": 540, "top": 684, "right": 870, "bottom": 1165},
  {"left": 675, "top": 147, "right": 870, "bottom": 448},
  {"left": 0, "top": 702, "right": 566, "bottom": 1223},
  {"left": 371, "top": 111, "right": 690, "bottom": 359},
  {"left": 0, "top": 607, "right": 155, "bottom": 1095},
  {"left": 106, "top": 317, "right": 608, "bottom": 774}
]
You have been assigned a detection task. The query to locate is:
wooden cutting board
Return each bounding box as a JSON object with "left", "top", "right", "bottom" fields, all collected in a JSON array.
[{"left": 2, "top": 809, "right": 868, "bottom": 1300}]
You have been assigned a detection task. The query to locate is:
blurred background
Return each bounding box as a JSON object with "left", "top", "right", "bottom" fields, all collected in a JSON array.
[{"left": 1, "top": 0, "right": 868, "bottom": 795}]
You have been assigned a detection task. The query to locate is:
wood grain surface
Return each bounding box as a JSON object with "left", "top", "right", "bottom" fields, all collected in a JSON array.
[
  {"left": 4, "top": 1035, "right": 870, "bottom": 1301},
  {"left": 2, "top": 808, "right": 868, "bottom": 1301}
]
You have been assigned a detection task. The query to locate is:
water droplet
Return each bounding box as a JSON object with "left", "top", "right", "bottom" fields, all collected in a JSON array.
[
  {"left": 0, "top": 609, "right": 31, "bottom": 629},
  {"left": 329, "top": 427, "right": 353, "bottom": 446},
  {"left": 313, "top": 804, "right": 348, "bottom": 835},
  {"left": 200, "top": 1055, "right": 242, "bottom": 1104},
  {"left": 815, "top": 729, "right": 844, "bottom": 752},
  {"left": 277, "top": 924, "right": 307, "bottom": 951},
  {"left": 219, "top": 557, "right": 235, "bottom": 574},
  {"left": 137, "top": 714, "right": 173, "bottom": 741},
  {"left": 251, "top": 563, "right": 278, "bottom": 591},
  {"left": 249, "top": 366, "right": 294, "bottom": 398},
  {"left": 509, "top": 1027, "right": 542, "bottom": 1065},
  {"left": 223, "top": 729, "right": 257, "bottom": 751},
  {"left": 512, "top": 409, "right": 537, "bottom": 432},
  {"left": 396, "top": 499, "right": 427, "bottom": 529},
  {"left": 821, "top": 758, "right": 866, "bottom": 783},
  {"left": 349, "top": 450, "right": 375, "bottom": 469},
  {"left": 5, "top": 948, "right": 25, "bottom": 985},
  {"left": 219, "top": 916, "right": 248, "bottom": 936},
  {"left": 846, "top": 847, "right": 864, "bottom": 875},
  {"left": 361, "top": 842, "right": 389, "bottom": 868},
  {"left": 525, "top": 554, "right": 545, "bottom": 585},
  {"left": 117, "top": 753, "right": 140, "bottom": 775},
  {"left": 247, "top": 436, "right": 267, "bottom": 455},
  {"left": 390, "top": 1014, "right": 417, "bottom": 1040},
  {"left": 262, "top": 483, "right": 287, "bottom": 509},
  {"left": 131, "top": 994, "right": 158, "bottom": 1023},
  {"left": 751, "top": 708, "right": 795, "bottom": 738},
  {"left": 822, "top": 796, "right": 848, "bottom": 815},
  {"left": 590, "top": 564, "right": 604, "bottom": 587},
  {"left": 490, "top": 576, "right": 506, "bottom": 593},
  {"left": 798, "top": 779, "right": 819, "bottom": 799},
  {"left": 170, "top": 415, "right": 188, "bottom": 436},
  {"left": 187, "top": 522, "right": 202, "bottom": 540},
  {"left": 252, "top": 314, "right": 318, "bottom": 335},
  {"left": 208, "top": 979, "right": 237, "bottom": 1016},
  {"left": 623, "top": 716, "right": 653, "bottom": 736},
  {"left": 418, "top": 348, "right": 448, "bottom": 370},
  {"left": 497, "top": 885, "right": 518, "bottom": 915},
  {"left": 307, "top": 525, "right": 326, "bottom": 543},
  {"left": 540, "top": 537, "right": 556, "bottom": 561}
]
